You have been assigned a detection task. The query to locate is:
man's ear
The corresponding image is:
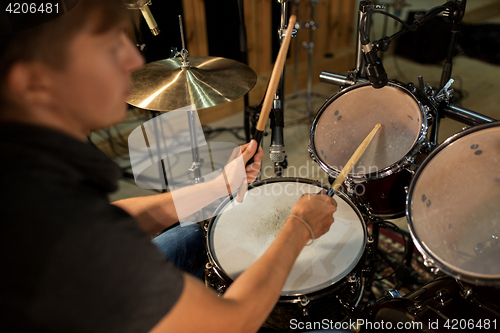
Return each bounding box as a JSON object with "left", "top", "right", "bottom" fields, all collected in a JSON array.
[{"left": 6, "top": 62, "right": 55, "bottom": 108}]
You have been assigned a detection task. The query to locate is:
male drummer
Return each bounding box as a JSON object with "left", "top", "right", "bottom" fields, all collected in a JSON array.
[{"left": 0, "top": 1, "right": 338, "bottom": 332}]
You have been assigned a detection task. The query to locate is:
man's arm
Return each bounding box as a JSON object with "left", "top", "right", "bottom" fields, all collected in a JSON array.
[
  {"left": 111, "top": 180, "right": 219, "bottom": 235},
  {"left": 150, "top": 193, "right": 337, "bottom": 333},
  {"left": 112, "top": 141, "right": 263, "bottom": 236}
]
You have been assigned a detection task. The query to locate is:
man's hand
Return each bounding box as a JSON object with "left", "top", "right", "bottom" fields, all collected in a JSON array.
[
  {"left": 219, "top": 140, "right": 263, "bottom": 196},
  {"left": 287, "top": 190, "right": 337, "bottom": 242},
  {"left": 239, "top": 140, "right": 264, "bottom": 183}
]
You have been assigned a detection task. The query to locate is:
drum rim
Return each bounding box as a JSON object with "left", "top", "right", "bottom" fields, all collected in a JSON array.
[
  {"left": 309, "top": 81, "right": 428, "bottom": 182},
  {"left": 406, "top": 121, "right": 500, "bottom": 286},
  {"left": 206, "top": 177, "right": 368, "bottom": 297}
]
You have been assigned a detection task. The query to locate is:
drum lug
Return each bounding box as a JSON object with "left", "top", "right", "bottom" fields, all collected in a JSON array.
[
  {"left": 401, "top": 156, "right": 414, "bottom": 169},
  {"left": 423, "top": 256, "right": 434, "bottom": 268},
  {"left": 425, "top": 106, "right": 433, "bottom": 122},
  {"left": 299, "top": 295, "right": 310, "bottom": 307},
  {"left": 205, "top": 263, "right": 228, "bottom": 295},
  {"left": 423, "top": 256, "right": 433, "bottom": 267},
  {"left": 423, "top": 256, "right": 440, "bottom": 274},
  {"left": 204, "top": 262, "right": 213, "bottom": 287},
  {"left": 407, "top": 82, "right": 417, "bottom": 93},
  {"left": 307, "top": 145, "right": 315, "bottom": 158},
  {"left": 345, "top": 178, "right": 355, "bottom": 195},
  {"left": 404, "top": 186, "right": 409, "bottom": 194},
  {"left": 359, "top": 203, "right": 373, "bottom": 219},
  {"left": 430, "top": 267, "right": 440, "bottom": 274},
  {"left": 307, "top": 145, "right": 317, "bottom": 163},
  {"left": 299, "top": 295, "right": 310, "bottom": 317}
]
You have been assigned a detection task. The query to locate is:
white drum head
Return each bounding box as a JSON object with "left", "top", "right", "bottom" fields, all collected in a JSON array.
[
  {"left": 209, "top": 180, "right": 365, "bottom": 295},
  {"left": 313, "top": 83, "right": 424, "bottom": 177},
  {"left": 408, "top": 124, "right": 500, "bottom": 285}
]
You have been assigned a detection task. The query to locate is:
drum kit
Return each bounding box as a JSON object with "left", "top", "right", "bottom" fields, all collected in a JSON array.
[{"left": 127, "top": 0, "right": 499, "bottom": 332}]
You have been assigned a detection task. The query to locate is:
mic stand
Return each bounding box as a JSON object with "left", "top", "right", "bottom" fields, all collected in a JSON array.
[
  {"left": 353, "top": 1, "right": 375, "bottom": 80},
  {"left": 270, "top": 0, "right": 294, "bottom": 177},
  {"left": 439, "top": 0, "right": 466, "bottom": 90},
  {"left": 428, "top": 0, "right": 466, "bottom": 146},
  {"left": 318, "top": 1, "right": 378, "bottom": 89}
]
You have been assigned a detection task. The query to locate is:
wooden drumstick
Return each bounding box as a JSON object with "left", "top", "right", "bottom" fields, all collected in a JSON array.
[
  {"left": 235, "top": 15, "right": 297, "bottom": 203},
  {"left": 329, "top": 123, "right": 381, "bottom": 194}
]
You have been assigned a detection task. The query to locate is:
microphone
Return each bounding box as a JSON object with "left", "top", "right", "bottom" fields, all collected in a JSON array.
[
  {"left": 125, "top": 0, "right": 160, "bottom": 36},
  {"left": 361, "top": 42, "right": 388, "bottom": 89},
  {"left": 270, "top": 104, "right": 286, "bottom": 175}
]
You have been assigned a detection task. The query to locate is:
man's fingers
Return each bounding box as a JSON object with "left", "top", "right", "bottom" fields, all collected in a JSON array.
[
  {"left": 241, "top": 140, "right": 258, "bottom": 163},
  {"left": 245, "top": 160, "right": 261, "bottom": 171},
  {"left": 331, "top": 197, "right": 338, "bottom": 208},
  {"left": 253, "top": 145, "right": 264, "bottom": 162}
]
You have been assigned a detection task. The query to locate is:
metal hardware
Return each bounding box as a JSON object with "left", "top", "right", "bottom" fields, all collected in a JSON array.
[
  {"left": 435, "top": 78, "right": 454, "bottom": 102},
  {"left": 273, "top": 99, "right": 282, "bottom": 110},
  {"left": 408, "top": 303, "right": 424, "bottom": 316},
  {"left": 435, "top": 289, "right": 451, "bottom": 306},
  {"left": 188, "top": 159, "right": 204, "bottom": 172},
  {"left": 388, "top": 290, "right": 404, "bottom": 299},
  {"left": 299, "top": 295, "right": 310, "bottom": 307},
  {"left": 460, "top": 287, "right": 473, "bottom": 300},
  {"left": 423, "top": 256, "right": 435, "bottom": 268}
]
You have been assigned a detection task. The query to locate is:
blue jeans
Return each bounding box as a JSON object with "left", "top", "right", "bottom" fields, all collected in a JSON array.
[{"left": 152, "top": 223, "right": 207, "bottom": 280}]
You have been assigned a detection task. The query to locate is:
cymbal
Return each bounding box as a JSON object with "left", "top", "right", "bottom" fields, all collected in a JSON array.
[{"left": 126, "top": 56, "right": 257, "bottom": 112}]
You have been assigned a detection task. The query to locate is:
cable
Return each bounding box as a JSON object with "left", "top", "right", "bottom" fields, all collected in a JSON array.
[
  {"left": 362, "top": 9, "right": 416, "bottom": 44},
  {"left": 362, "top": 2, "right": 453, "bottom": 45}
]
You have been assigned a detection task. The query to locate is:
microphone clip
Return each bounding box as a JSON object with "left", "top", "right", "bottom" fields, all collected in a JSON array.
[{"left": 361, "top": 42, "right": 388, "bottom": 89}]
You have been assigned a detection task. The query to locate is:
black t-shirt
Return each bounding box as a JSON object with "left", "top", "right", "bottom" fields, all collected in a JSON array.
[{"left": 0, "top": 124, "right": 184, "bottom": 332}]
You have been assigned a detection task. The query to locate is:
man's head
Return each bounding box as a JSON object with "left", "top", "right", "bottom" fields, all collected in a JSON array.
[{"left": 0, "top": 0, "right": 144, "bottom": 139}]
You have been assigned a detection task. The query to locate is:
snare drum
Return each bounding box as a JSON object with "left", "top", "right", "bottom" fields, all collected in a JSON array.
[
  {"left": 364, "top": 276, "right": 500, "bottom": 332},
  {"left": 407, "top": 122, "right": 500, "bottom": 286},
  {"left": 206, "top": 178, "right": 368, "bottom": 331},
  {"left": 309, "top": 82, "right": 428, "bottom": 218}
]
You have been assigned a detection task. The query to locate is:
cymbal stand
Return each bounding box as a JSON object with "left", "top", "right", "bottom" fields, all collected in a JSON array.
[
  {"left": 180, "top": 16, "right": 203, "bottom": 184},
  {"left": 169, "top": 16, "right": 204, "bottom": 185},
  {"left": 287, "top": 0, "right": 328, "bottom": 118}
]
